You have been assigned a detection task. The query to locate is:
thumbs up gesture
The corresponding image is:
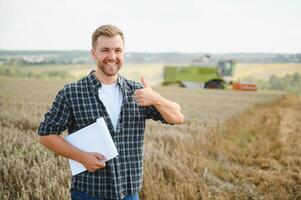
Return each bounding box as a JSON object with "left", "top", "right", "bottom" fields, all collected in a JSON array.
[
  {"left": 141, "top": 76, "right": 150, "bottom": 88},
  {"left": 134, "top": 77, "right": 159, "bottom": 106}
]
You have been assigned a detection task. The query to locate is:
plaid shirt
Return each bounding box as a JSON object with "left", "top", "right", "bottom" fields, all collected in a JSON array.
[{"left": 38, "top": 70, "right": 167, "bottom": 199}]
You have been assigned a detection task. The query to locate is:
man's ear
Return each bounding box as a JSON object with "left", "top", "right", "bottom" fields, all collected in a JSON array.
[{"left": 91, "top": 48, "right": 96, "bottom": 59}]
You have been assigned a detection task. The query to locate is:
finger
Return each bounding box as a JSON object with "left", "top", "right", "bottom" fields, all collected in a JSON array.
[
  {"left": 134, "top": 95, "right": 139, "bottom": 103},
  {"left": 134, "top": 92, "right": 143, "bottom": 99},
  {"left": 95, "top": 161, "right": 106, "bottom": 168},
  {"left": 89, "top": 162, "right": 105, "bottom": 172},
  {"left": 141, "top": 76, "right": 150, "bottom": 88},
  {"left": 134, "top": 94, "right": 143, "bottom": 102},
  {"left": 94, "top": 153, "right": 106, "bottom": 161},
  {"left": 134, "top": 97, "right": 143, "bottom": 103},
  {"left": 134, "top": 89, "right": 142, "bottom": 96},
  {"left": 135, "top": 96, "right": 143, "bottom": 102},
  {"left": 136, "top": 99, "right": 146, "bottom": 106}
]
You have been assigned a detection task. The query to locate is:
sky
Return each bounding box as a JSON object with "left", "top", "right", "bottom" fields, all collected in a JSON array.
[{"left": 0, "top": 0, "right": 300, "bottom": 53}]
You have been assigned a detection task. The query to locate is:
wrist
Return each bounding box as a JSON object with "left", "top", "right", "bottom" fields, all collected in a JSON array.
[{"left": 74, "top": 149, "right": 86, "bottom": 163}]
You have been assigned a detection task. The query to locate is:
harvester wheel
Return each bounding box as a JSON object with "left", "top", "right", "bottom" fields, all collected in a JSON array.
[{"left": 204, "top": 79, "right": 224, "bottom": 89}]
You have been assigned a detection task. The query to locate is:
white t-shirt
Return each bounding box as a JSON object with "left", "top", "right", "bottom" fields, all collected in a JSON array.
[{"left": 98, "top": 82, "right": 123, "bottom": 131}]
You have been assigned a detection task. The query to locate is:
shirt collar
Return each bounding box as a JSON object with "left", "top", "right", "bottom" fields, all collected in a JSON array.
[{"left": 88, "top": 70, "right": 126, "bottom": 94}]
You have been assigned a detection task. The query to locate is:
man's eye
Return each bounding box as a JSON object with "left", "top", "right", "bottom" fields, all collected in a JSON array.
[
  {"left": 101, "top": 49, "right": 108, "bottom": 52},
  {"left": 116, "top": 49, "right": 122, "bottom": 53}
]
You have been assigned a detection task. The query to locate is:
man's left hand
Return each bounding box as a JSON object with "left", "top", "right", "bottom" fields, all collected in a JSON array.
[{"left": 134, "top": 77, "right": 159, "bottom": 107}]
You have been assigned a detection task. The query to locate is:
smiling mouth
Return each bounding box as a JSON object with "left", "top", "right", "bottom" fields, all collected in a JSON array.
[{"left": 104, "top": 60, "right": 118, "bottom": 66}]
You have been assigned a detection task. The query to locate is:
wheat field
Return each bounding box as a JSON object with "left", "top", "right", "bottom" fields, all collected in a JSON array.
[
  {"left": 234, "top": 63, "right": 301, "bottom": 81},
  {"left": 1, "top": 75, "right": 301, "bottom": 200}
]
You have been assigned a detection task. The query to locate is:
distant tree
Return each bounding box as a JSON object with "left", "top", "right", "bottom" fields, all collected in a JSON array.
[
  {"left": 268, "top": 73, "right": 301, "bottom": 94},
  {"left": 269, "top": 75, "right": 283, "bottom": 90}
]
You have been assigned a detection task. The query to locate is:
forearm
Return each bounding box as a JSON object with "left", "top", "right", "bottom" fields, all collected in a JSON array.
[
  {"left": 153, "top": 93, "right": 184, "bottom": 124},
  {"left": 38, "top": 134, "right": 84, "bottom": 163}
]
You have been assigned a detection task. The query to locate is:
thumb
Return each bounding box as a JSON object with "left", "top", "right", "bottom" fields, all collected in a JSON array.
[{"left": 141, "top": 76, "right": 150, "bottom": 88}]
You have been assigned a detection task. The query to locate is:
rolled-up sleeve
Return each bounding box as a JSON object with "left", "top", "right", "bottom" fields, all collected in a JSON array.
[
  {"left": 38, "top": 88, "right": 70, "bottom": 136},
  {"left": 145, "top": 106, "right": 169, "bottom": 124}
]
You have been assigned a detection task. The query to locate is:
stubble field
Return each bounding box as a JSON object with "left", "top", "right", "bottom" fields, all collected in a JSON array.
[
  {"left": 1, "top": 75, "right": 301, "bottom": 200},
  {"left": 234, "top": 63, "right": 301, "bottom": 81}
]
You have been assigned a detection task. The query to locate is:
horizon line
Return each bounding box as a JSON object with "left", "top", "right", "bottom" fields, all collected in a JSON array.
[{"left": 0, "top": 49, "right": 300, "bottom": 55}]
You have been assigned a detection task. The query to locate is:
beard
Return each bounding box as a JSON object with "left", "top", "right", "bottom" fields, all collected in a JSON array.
[{"left": 97, "top": 61, "right": 122, "bottom": 77}]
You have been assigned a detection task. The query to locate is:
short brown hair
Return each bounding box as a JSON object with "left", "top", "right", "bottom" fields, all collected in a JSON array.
[{"left": 92, "top": 24, "right": 124, "bottom": 48}]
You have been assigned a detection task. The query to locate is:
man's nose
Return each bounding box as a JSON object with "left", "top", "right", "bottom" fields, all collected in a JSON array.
[{"left": 108, "top": 50, "right": 116, "bottom": 60}]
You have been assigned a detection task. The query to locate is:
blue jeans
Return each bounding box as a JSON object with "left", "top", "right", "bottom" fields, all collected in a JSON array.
[{"left": 70, "top": 189, "right": 139, "bottom": 200}]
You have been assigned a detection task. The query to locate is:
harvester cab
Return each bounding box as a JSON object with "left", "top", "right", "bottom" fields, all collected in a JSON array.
[{"left": 217, "top": 60, "right": 236, "bottom": 80}]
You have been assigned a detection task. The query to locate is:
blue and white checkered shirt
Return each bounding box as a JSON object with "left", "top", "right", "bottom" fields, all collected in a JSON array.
[{"left": 38, "top": 70, "right": 167, "bottom": 199}]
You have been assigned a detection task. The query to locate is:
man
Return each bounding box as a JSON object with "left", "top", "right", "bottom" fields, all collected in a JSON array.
[{"left": 38, "top": 24, "right": 184, "bottom": 200}]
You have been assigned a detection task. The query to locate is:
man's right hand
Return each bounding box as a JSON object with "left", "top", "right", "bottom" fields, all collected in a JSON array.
[
  {"left": 38, "top": 135, "right": 107, "bottom": 172},
  {"left": 79, "top": 152, "right": 107, "bottom": 172}
]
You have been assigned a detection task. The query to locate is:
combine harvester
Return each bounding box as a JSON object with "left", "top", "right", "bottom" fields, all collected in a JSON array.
[{"left": 163, "top": 57, "right": 257, "bottom": 91}]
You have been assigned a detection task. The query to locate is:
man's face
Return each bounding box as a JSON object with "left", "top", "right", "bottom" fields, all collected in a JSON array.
[{"left": 91, "top": 35, "right": 124, "bottom": 77}]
